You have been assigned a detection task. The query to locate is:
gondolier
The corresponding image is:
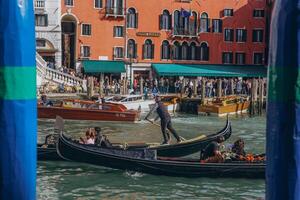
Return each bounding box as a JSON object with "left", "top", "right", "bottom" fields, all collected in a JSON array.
[{"left": 147, "top": 96, "right": 182, "bottom": 144}]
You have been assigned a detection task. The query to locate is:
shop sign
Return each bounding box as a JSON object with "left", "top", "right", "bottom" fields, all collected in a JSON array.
[{"left": 136, "top": 32, "right": 161, "bottom": 37}]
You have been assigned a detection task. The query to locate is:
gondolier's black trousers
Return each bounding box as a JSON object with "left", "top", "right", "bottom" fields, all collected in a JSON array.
[{"left": 161, "top": 120, "right": 181, "bottom": 143}]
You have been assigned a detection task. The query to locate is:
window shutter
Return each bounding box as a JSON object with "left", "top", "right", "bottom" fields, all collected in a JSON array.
[
  {"left": 168, "top": 15, "right": 172, "bottom": 30},
  {"left": 219, "top": 20, "right": 222, "bottom": 33},
  {"left": 207, "top": 18, "right": 210, "bottom": 32},
  {"left": 178, "top": 45, "right": 182, "bottom": 60},
  {"left": 142, "top": 44, "right": 145, "bottom": 59},
  {"left": 231, "top": 29, "right": 234, "bottom": 41},
  {"left": 134, "top": 43, "right": 137, "bottom": 58},
  {"left": 244, "top": 30, "right": 247, "bottom": 42},
  {"left": 159, "top": 14, "right": 162, "bottom": 30},
  {"left": 45, "top": 15, "right": 48, "bottom": 26},
  {"left": 196, "top": 46, "right": 200, "bottom": 60},
  {"left": 135, "top": 13, "right": 138, "bottom": 28},
  {"left": 206, "top": 46, "right": 209, "bottom": 61},
  {"left": 126, "top": 14, "right": 130, "bottom": 28},
  {"left": 80, "top": 46, "right": 83, "bottom": 57},
  {"left": 151, "top": 44, "right": 155, "bottom": 59}
]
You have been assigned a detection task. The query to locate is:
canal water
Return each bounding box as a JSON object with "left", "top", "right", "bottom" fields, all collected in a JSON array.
[{"left": 37, "top": 114, "right": 266, "bottom": 200}]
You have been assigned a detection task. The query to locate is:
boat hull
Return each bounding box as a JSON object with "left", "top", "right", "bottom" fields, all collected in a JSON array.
[
  {"left": 198, "top": 101, "right": 250, "bottom": 116},
  {"left": 38, "top": 146, "right": 62, "bottom": 161},
  {"left": 38, "top": 106, "right": 139, "bottom": 122},
  {"left": 57, "top": 134, "right": 265, "bottom": 178}
]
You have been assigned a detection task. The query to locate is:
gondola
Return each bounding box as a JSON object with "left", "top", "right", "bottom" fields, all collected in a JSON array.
[
  {"left": 38, "top": 117, "right": 231, "bottom": 160},
  {"left": 56, "top": 132, "right": 265, "bottom": 178},
  {"left": 38, "top": 134, "right": 63, "bottom": 161}
]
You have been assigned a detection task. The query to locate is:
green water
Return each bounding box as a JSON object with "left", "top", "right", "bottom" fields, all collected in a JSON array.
[{"left": 37, "top": 114, "right": 265, "bottom": 200}]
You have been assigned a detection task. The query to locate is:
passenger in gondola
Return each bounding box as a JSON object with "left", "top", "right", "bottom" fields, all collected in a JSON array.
[
  {"left": 94, "top": 127, "right": 112, "bottom": 147},
  {"left": 200, "top": 136, "right": 225, "bottom": 163},
  {"left": 231, "top": 138, "right": 246, "bottom": 157},
  {"left": 80, "top": 128, "right": 95, "bottom": 145},
  {"left": 149, "top": 96, "right": 182, "bottom": 145}
]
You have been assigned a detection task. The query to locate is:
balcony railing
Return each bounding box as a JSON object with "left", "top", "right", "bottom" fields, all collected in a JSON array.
[
  {"left": 173, "top": 27, "right": 197, "bottom": 37},
  {"left": 105, "top": 7, "right": 124, "bottom": 17},
  {"left": 35, "top": 0, "right": 45, "bottom": 8}
]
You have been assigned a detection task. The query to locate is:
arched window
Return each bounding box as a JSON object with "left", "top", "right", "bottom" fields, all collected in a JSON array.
[
  {"left": 190, "top": 12, "right": 197, "bottom": 35},
  {"left": 127, "top": 8, "right": 137, "bottom": 28},
  {"left": 200, "top": 42, "right": 209, "bottom": 61},
  {"left": 200, "top": 13, "right": 209, "bottom": 33},
  {"left": 160, "top": 10, "right": 171, "bottom": 30},
  {"left": 143, "top": 39, "right": 154, "bottom": 59},
  {"left": 190, "top": 42, "right": 197, "bottom": 60},
  {"left": 127, "top": 39, "right": 137, "bottom": 58},
  {"left": 174, "top": 10, "right": 181, "bottom": 35},
  {"left": 161, "top": 40, "right": 170, "bottom": 59},
  {"left": 172, "top": 41, "right": 181, "bottom": 60},
  {"left": 181, "top": 42, "right": 189, "bottom": 60}
]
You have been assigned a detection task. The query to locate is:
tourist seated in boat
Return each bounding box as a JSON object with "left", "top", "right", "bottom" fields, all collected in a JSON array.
[
  {"left": 200, "top": 136, "right": 225, "bottom": 163},
  {"left": 40, "top": 94, "right": 53, "bottom": 106},
  {"left": 231, "top": 138, "right": 246, "bottom": 157},
  {"left": 80, "top": 128, "right": 95, "bottom": 145},
  {"left": 94, "top": 127, "right": 112, "bottom": 148}
]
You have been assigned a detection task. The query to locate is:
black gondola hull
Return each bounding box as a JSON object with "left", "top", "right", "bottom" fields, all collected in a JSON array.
[{"left": 57, "top": 133, "right": 265, "bottom": 179}]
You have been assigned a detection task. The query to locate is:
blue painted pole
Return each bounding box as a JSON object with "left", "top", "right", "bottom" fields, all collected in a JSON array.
[
  {"left": 0, "top": 0, "right": 37, "bottom": 199},
  {"left": 266, "top": 0, "right": 300, "bottom": 199}
]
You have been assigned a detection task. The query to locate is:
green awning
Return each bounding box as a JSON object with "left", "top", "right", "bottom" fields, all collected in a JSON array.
[
  {"left": 152, "top": 64, "right": 267, "bottom": 77},
  {"left": 83, "top": 60, "right": 126, "bottom": 74}
]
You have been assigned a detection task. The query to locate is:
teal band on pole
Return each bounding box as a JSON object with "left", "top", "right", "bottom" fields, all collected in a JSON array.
[{"left": 0, "top": 0, "right": 37, "bottom": 199}]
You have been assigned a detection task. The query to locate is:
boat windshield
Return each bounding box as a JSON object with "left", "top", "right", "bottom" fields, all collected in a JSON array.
[{"left": 108, "top": 96, "right": 127, "bottom": 102}]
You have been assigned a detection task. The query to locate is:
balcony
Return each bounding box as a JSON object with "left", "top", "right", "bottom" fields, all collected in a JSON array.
[
  {"left": 105, "top": 7, "right": 124, "bottom": 17},
  {"left": 35, "top": 0, "right": 45, "bottom": 9},
  {"left": 172, "top": 27, "right": 197, "bottom": 38}
]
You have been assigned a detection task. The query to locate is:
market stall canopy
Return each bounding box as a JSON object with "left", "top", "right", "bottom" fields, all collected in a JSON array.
[
  {"left": 152, "top": 63, "right": 267, "bottom": 77},
  {"left": 83, "top": 60, "right": 126, "bottom": 74}
]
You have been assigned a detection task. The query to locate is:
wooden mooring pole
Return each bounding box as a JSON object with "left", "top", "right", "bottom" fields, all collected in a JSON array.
[
  {"left": 201, "top": 78, "right": 205, "bottom": 105},
  {"left": 250, "top": 78, "right": 258, "bottom": 116},
  {"left": 258, "top": 78, "right": 264, "bottom": 115}
]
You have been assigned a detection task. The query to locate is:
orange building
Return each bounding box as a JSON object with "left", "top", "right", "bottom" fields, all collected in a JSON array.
[{"left": 60, "top": 0, "right": 270, "bottom": 81}]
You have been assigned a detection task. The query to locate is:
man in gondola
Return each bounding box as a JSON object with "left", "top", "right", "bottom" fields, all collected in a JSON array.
[
  {"left": 94, "top": 127, "right": 111, "bottom": 147},
  {"left": 147, "top": 95, "right": 182, "bottom": 145},
  {"left": 200, "top": 136, "right": 225, "bottom": 163}
]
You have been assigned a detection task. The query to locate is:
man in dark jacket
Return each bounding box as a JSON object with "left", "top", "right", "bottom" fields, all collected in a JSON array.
[{"left": 153, "top": 96, "right": 182, "bottom": 144}]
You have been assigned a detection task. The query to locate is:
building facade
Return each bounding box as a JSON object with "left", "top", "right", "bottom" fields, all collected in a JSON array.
[
  {"left": 35, "top": 0, "right": 62, "bottom": 67},
  {"left": 59, "top": 0, "right": 270, "bottom": 81}
]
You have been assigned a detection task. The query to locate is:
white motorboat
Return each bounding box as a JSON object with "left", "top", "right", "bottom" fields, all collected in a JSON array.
[{"left": 104, "top": 95, "right": 155, "bottom": 112}]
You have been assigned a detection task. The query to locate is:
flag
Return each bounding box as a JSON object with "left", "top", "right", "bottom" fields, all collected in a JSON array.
[
  {"left": 0, "top": 0, "right": 37, "bottom": 199},
  {"left": 266, "top": 0, "right": 300, "bottom": 199},
  {"left": 180, "top": 8, "right": 191, "bottom": 18}
]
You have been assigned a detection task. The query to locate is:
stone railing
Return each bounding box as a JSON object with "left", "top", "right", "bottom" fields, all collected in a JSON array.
[
  {"left": 36, "top": 52, "right": 83, "bottom": 87},
  {"left": 45, "top": 67, "right": 83, "bottom": 86}
]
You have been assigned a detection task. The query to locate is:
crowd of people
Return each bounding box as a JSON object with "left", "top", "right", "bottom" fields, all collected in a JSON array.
[{"left": 88, "top": 76, "right": 267, "bottom": 100}]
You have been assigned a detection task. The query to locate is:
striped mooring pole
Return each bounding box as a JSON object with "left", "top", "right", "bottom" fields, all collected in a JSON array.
[{"left": 0, "top": 0, "right": 37, "bottom": 199}]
